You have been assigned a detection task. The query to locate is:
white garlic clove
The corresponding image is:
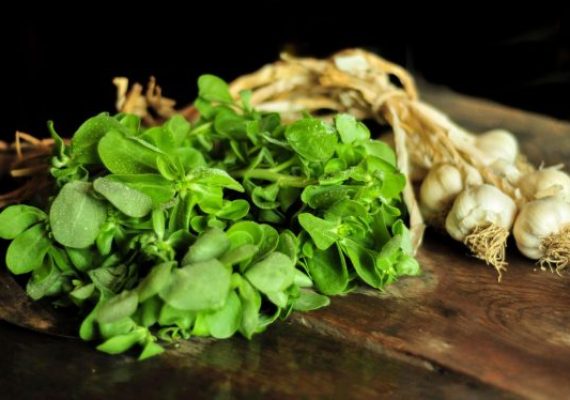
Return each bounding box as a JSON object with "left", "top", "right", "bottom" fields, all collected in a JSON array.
[
  {"left": 518, "top": 168, "right": 570, "bottom": 203},
  {"left": 475, "top": 129, "right": 519, "bottom": 166},
  {"left": 513, "top": 197, "right": 570, "bottom": 260},
  {"left": 463, "top": 165, "right": 483, "bottom": 186},
  {"left": 445, "top": 184, "right": 517, "bottom": 242}
]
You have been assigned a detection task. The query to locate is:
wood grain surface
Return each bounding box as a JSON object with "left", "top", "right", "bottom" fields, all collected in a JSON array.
[{"left": 1, "top": 84, "right": 569, "bottom": 399}]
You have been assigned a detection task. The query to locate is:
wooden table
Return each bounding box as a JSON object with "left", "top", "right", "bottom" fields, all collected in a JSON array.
[{"left": 1, "top": 84, "right": 569, "bottom": 399}]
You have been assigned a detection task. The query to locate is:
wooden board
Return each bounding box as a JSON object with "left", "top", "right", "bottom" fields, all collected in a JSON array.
[
  {"left": 1, "top": 84, "right": 569, "bottom": 399},
  {"left": 0, "top": 320, "right": 516, "bottom": 399}
]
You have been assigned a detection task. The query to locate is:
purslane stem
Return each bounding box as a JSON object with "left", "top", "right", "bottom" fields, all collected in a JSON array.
[{"left": 231, "top": 168, "right": 315, "bottom": 188}]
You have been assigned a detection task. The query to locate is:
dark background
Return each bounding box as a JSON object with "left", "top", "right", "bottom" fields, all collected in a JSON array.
[{"left": 2, "top": 5, "right": 570, "bottom": 139}]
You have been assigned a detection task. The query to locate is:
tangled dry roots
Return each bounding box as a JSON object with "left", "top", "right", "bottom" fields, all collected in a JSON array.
[
  {"left": 540, "top": 226, "right": 570, "bottom": 274},
  {"left": 0, "top": 133, "right": 54, "bottom": 208},
  {"left": 464, "top": 224, "right": 509, "bottom": 281}
]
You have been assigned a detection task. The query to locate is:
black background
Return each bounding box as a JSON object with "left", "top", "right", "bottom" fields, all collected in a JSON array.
[{"left": 2, "top": 5, "right": 570, "bottom": 139}]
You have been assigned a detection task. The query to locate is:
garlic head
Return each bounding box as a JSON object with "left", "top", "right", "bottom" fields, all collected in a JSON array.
[
  {"left": 476, "top": 129, "right": 519, "bottom": 165},
  {"left": 420, "top": 164, "right": 464, "bottom": 219},
  {"left": 518, "top": 168, "right": 570, "bottom": 203},
  {"left": 513, "top": 197, "right": 570, "bottom": 259},
  {"left": 445, "top": 184, "right": 517, "bottom": 241}
]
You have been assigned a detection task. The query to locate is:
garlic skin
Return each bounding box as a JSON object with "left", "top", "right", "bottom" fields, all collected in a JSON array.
[
  {"left": 518, "top": 168, "right": 570, "bottom": 203},
  {"left": 476, "top": 129, "right": 519, "bottom": 166},
  {"left": 445, "top": 184, "right": 517, "bottom": 241},
  {"left": 513, "top": 197, "right": 570, "bottom": 259}
]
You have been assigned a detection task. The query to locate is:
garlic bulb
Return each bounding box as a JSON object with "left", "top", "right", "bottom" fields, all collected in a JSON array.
[
  {"left": 475, "top": 129, "right": 519, "bottom": 166},
  {"left": 518, "top": 168, "right": 570, "bottom": 203},
  {"left": 445, "top": 184, "right": 517, "bottom": 278},
  {"left": 419, "top": 164, "right": 482, "bottom": 224},
  {"left": 446, "top": 184, "right": 517, "bottom": 241},
  {"left": 513, "top": 197, "right": 570, "bottom": 271},
  {"left": 420, "top": 164, "right": 463, "bottom": 221}
]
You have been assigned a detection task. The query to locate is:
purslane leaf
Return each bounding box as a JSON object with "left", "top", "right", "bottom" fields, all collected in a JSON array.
[
  {"left": 182, "top": 228, "right": 230, "bottom": 264},
  {"left": 340, "top": 239, "right": 383, "bottom": 289},
  {"left": 204, "top": 290, "right": 242, "bottom": 339},
  {"left": 97, "top": 290, "right": 139, "bottom": 324},
  {"left": 137, "top": 262, "right": 175, "bottom": 302},
  {"left": 305, "top": 244, "right": 349, "bottom": 295},
  {"left": 6, "top": 224, "right": 51, "bottom": 275},
  {"left": 94, "top": 177, "right": 153, "bottom": 218},
  {"left": 292, "top": 289, "right": 330, "bottom": 311},
  {"left": 298, "top": 213, "right": 340, "bottom": 250},
  {"left": 71, "top": 113, "right": 130, "bottom": 165},
  {"left": 285, "top": 118, "right": 338, "bottom": 162},
  {"left": 245, "top": 252, "right": 294, "bottom": 294},
  {"left": 98, "top": 130, "right": 160, "bottom": 174},
  {"left": 198, "top": 74, "right": 233, "bottom": 103},
  {"left": 335, "top": 113, "right": 370, "bottom": 144},
  {"left": 103, "top": 174, "right": 175, "bottom": 206},
  {"left": 50, "top": 181, "right": 107, "bottom": 249},
  {"left": 0, "top": 205, "right": 46, "bottom": 240},
  {"left": 26, "top": 257, "right": 63, "bottom": 300},
  {"left": 160, "top": 259, "right": 231, "bottom": 311},
  {"left": 96, "top": 328, "right": 147, "bottom": 355},
  {"left": 189, "top": 167, "right": 244, "bottom": 192}
]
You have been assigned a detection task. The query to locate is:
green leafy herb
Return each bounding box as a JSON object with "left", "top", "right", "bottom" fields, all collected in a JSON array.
[{"left": 0, "top": 74, "right": 418, "bottom": 359}]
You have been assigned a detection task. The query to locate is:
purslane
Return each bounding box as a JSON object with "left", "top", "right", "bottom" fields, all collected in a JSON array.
[{"left": 0, "top": 74, "right": 419, "bottom": 359}]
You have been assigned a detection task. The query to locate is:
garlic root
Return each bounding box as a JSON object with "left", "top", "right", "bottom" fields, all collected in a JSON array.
[
  {"left": 446, "top": 184, "right": 517, "bottom": 280},
  {"left": 464, "top": 224, "right": 510, "bottom": 279},
  {"left": 540, "top": 226, "right": 570, "bottom": 273}
]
